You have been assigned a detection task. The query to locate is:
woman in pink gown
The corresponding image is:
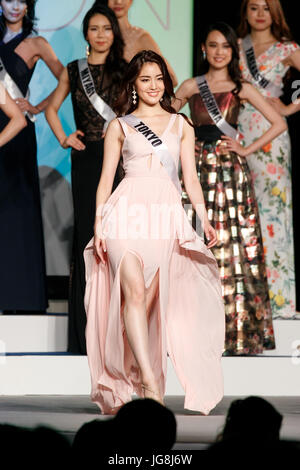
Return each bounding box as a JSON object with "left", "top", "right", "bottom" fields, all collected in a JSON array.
[{"left": 84, "top": 50, "right": 225, "bottom": 415}]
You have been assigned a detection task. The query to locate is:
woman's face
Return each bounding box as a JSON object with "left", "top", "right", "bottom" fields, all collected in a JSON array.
[
  {"left": 1, "top": 0, "right": 27, "bottom": 24},
  {"left": 108, "top": 0, "right": 133, "bottom": 19},
  {"left": 204, "top": 30, "right": 233, "bottom": 70},
  {"left": 86, "top": 14, "right": 114, "bottom": 55},
  {"left": 134, "top": 62, "right": 165, "bottom": 107},
  {"left": 246, "top": 0, "right": 273, "bottom": 31}
]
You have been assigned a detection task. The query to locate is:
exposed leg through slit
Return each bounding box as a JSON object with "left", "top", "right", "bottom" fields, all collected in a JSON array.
[{"left": 119, "top": 251, "right": 163, "bottom": 404}]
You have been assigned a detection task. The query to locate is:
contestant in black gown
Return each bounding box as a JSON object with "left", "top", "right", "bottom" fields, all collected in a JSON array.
[
  {"left": 46, "top": 5, "right": 127, "bottom": 354},
  {"left": 0, "top": 1, "right": 63, "bottom": 312}
]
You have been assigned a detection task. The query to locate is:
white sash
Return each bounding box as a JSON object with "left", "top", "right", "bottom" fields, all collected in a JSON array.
[
  {"left": 78, "top": 58, "right": 116, "bottom": 131},
  {"left": 242, "top": 35, "right": 282, "bottom": 97},
  {"left": 0, "top": 56, "right": 35, "bottom": 122},
  {"left": 121, "top": 114, "right": 182, "bottom": 194},
  {"left": 196, "top": 75, "right": 238, "bottom": 140}
]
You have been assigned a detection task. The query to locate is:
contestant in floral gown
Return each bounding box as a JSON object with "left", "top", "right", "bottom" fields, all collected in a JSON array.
[
  {"left": 84, "top": 50, "right": 225, "bottom": 415},
  {"left": 175, "top": 22, "right": 287, "bottom": 354},
  {"left": 237, "top": 0, "right": 300, "bottom": 318}
]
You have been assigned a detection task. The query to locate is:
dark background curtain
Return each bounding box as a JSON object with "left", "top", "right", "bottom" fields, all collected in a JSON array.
[{"left": 193, "top": 0, "right": 300, "bottom": 310}]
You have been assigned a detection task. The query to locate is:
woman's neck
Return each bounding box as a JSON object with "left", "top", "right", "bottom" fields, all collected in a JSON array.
[
  {"left": 206, "top": 67, "right": 231, "bottom": 83},
  {"left": 5, "top": 20, "right": 23, "bottom": 33},
  {"left": 118, "top": 15, "right": 132, "bottom": 33},
  {"left": 135, "top": 101, "right": 165, "bottom": 116},
  {"left": 88, "top": 49, "right": 109, "bottom": 65},
  {"left": 250, "top": 28, "right": 276, "bottom": 44}
]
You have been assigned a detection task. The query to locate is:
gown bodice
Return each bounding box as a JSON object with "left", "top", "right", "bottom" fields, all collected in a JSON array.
[
  {"left": 188, "top": 91, "right": 240, "bottom": 141},
  {"left": 0, "top": 31, "right": 36, "bottom": 128},
  {"left": 239, "top": 40, "right": 300, "bottom": 98},
  {"left": 188, "top": 91, "right": 241, "bottom": 128},
  {"left": 118, "top": 113, "right": 183, "bottom": 177},
  {"left": 67, "top": 60, "right": 124, "bottom": 141}
]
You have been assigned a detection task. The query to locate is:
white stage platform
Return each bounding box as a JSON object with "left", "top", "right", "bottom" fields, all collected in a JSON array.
[{"left": 1, "top": 315, "right": 300, "bottom": 396}]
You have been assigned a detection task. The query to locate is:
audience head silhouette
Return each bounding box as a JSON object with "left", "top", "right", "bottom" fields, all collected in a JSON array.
[
  {"left": 72, "top": 418, "right": 116, "bottom": 457},
  {"left": 115, "top": 398, "right": 177, "bottom": 452},
  {"left": 220, "top": 396, "right": 283, "bottom": 442}
]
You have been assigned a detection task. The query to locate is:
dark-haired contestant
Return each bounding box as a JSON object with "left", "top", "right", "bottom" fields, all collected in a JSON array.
[
  {"left": 46, "top": 5, "right": 127, "bottom": 354},
  {"left": 175, "top": 22, "right": 286, "bottom": 355},
  {"left": 84, "top": 49, "right": 225, "bottom": 415},
  {"left": 237, "top": 0, "right": 300, "bottom": 318},
  {"left": 0, "top": 0, "right": 63, "bottom": 313}
]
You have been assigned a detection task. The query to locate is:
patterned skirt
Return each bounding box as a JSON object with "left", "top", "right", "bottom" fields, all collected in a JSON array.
[{"left": 180, "top": 135, "right": 275, "bottom": 355}]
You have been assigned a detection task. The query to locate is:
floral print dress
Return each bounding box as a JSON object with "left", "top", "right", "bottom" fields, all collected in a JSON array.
[{"left": 238, "top": 40, "right": 300, "bottom": 319}]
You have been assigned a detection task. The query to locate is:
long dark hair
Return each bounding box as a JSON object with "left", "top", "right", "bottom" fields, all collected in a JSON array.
[
  {"left": 92, "top": 0, "right": 109, "bottom": 5},
  {"left": 199, "top": 22, "right": 243, "bottom": 95},
  {"left": 82, "top": 4, "right": 127, "bottom": 86},
  {"left": 0, "top": 0, "right": 37, "bottom": 40},
  {"left": 237, "top": 0, "right": 293, "bottom": 41},
  {"left": 115, "top": 50, "right": 177, "bottom": 116}
]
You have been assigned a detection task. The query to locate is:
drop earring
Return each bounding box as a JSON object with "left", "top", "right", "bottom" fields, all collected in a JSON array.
[
  {"left": 202, "top": 49, "right": 206, "bottom": 60},
  {"left": 86, "top": 44, "right": 90, "bottom": 58},
  {"left": 132, "top": 88, "right": 137, "bottom": 105}
]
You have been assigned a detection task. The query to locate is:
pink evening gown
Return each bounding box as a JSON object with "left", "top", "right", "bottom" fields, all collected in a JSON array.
[{"left": 84, "top": 113, "right": 225, "bottom": 415}]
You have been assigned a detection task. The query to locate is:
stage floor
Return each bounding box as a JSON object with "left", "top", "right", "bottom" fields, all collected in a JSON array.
[{"left": 1, "top": 396, "right": 300, "bottom": 449}]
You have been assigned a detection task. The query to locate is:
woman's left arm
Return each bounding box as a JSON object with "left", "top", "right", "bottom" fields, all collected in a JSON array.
[
  {"left": 222, "top": 82, "right": 287, "bottom": 156},
  {"left": 180, "top": 118, "right": 217, "bottom": 248},
  {"left": 268, "top": 49, "right": 300, "bottom": 116},
  {"left": 16, "top": 37, "right": 64, "bottom": 116}
]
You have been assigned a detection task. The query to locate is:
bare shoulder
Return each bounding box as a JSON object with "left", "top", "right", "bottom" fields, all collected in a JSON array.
[
  {"left": 107, "top": 118, "right": 123, "bottom": 137},
  {"left": 25, "top": 35, "right": 51, "bottom": 55},
  {"left": 34, "top": 35, "right": 49, "bottom": 45},
  {"left": 136, "top": 28, "right": 161, "bottom": 51},
  {"left": 182, "top": 115, "right": 195, "bottom": 136},
  {"left": 138, "top": 28, "right": 152, "bottom": 41},
  {"left": 238, "top": 81, "right": 255, "bottom": 99},
  {"left": 28, "top": 35, "right": 49, "bottom": 47},
  {"left": 287, "top": 47, "right": 300, "bottom": 66},
  {"left": 177, "top": 78, "right": 198, "bottom": 97},
  {"left": 129, "top": 26, "right": 147, "bottom": 41}
]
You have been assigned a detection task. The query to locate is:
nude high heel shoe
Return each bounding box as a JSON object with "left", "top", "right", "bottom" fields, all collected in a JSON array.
[{"left": 141, "top": 384, "right": 165, "bottom": 406}]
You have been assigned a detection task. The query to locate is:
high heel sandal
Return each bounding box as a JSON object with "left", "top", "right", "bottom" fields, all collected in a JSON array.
[{"left": 141, "top": 384, "right": 165, "bottom": 406}]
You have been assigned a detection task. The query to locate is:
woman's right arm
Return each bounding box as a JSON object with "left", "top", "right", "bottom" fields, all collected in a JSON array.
[
  {"left": 0, "top": 84, "right": 27, "bottom": 147},
  {"left": 222, "top": 83, "right": 287, "bottom": 156},
  {"left": 45, "top": 67, "right": 85, "bottom": 151},
  {"left": 94, "top": 119, "right": 123, "bottom": 263},
  {"left": 173, "top": 78, "right": 195, "bottom": 111}
]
